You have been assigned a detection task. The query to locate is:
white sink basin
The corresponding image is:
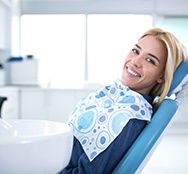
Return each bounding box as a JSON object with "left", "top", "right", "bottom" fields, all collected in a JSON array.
[{"left": 0, "top": 119, "right": 73, "bottom": 174}]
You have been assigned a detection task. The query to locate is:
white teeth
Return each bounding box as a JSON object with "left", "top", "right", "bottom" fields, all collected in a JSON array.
[{"left": 127, "top": 68, "right": 140, "bottom": 77}]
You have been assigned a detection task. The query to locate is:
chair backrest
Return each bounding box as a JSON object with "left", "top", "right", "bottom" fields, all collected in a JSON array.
[
  {"left": 168, "top": 60, "right": 188, "bottom": 96},
  {"left": 112, "top": 60, "right": 188, "bottom": 174}
]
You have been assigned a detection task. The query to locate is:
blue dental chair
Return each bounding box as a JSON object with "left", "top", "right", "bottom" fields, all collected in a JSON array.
[{"left": 112, "top": 60, "right": 188, "bottom": 174}]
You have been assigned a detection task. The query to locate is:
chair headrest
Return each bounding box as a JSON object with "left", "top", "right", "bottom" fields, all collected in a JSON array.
[{"left": 168, "top": 60, "right": 188, "bottom": 96}]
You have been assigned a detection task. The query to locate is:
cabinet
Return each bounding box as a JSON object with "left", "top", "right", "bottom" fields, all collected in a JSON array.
[
  {"left": 20, "top": 88, "right": 94, "bottom": 123},
  {"left": 20, "top": 89, "right": 46, "bottom": 120}
]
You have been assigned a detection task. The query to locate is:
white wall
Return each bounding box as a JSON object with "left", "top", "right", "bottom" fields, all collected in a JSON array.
[{"left": 0, "top": 0, "right": 12, "bottom": 54}]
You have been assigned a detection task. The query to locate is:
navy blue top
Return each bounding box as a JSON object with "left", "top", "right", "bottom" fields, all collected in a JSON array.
[{"left": 59, "top": 95, "right": 152, "bottom": 174}]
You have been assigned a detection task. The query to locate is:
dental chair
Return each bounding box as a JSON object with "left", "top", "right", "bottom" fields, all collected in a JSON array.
[{"left": 112, "top": 60, "right": 188, "bottom": 174}]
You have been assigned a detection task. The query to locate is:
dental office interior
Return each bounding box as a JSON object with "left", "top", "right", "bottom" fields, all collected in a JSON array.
[{"left": 0, "top": 0, "right": 188, "bottom": 173}]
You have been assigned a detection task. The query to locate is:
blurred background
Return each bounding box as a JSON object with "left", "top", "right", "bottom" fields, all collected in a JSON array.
[{"left": 0, "top": 0, "right": 188, "bottom": 173}]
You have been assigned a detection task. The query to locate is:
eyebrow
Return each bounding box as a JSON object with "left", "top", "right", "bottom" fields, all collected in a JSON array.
[{"left": 135, "top": 44, "right": 160, "bottom": 63}]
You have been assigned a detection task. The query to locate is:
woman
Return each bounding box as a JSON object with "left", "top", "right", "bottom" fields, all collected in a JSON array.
[{"left": 60, "top": 28, "right": 188, "bottom": 174}]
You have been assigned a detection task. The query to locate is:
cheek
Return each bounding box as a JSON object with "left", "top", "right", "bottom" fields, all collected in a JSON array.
[
  {"left": 150, "top": 71, "right": 163, "bottom": 83},
  {"left": 122, "top": 59, "right": 128, "bottom": 70},
  {"left": 124, "top": 52, "right": 132, "bottom": 61},
  {"left": 144, "top": 67, "right": 161, "bottom": 80}
]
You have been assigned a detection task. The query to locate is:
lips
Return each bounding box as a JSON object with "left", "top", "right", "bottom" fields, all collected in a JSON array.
[{"left": 127, "top": 68, "right": 141, "bottom": 77}]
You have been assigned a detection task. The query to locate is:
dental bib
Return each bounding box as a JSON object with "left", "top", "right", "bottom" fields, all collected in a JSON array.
[{"left": 68, "top": 79, "right": 153, "bottom": 161}]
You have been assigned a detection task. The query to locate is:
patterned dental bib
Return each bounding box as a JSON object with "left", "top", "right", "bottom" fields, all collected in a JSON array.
[{"left": 68, "top": 79, "right": 153, "bottom": 161}]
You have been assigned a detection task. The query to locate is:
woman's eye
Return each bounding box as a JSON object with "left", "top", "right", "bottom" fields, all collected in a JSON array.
[
  {"left": 146, "top": 58, "right": 155, "bottom": 65},
  {"left": 132, "top": 49, "right": 139, "bottom": 54}
]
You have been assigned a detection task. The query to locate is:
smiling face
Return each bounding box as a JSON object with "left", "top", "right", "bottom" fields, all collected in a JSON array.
[{"left": 121, "top": 35, "right": 167, "bottom": 95}]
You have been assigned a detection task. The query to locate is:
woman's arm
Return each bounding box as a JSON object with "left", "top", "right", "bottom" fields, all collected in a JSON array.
[{"left": 60, "top": 119, "right": 147, "bottom": 174}]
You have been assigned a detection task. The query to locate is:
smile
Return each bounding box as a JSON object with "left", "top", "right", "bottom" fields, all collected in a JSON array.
[{"left": 127, "top": 68, "right": 141, "bottom": 77}]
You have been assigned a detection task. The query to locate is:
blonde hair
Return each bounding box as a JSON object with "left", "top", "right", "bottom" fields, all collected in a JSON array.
[{"left": 139, "top": 28, "right": 188, "bottom": 108}]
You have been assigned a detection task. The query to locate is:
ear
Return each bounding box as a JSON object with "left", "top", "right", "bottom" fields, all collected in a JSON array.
[{"left": 157, "top": 74, "right": 165, "bottom": 84}]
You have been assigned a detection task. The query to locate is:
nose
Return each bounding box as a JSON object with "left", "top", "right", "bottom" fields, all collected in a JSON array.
[{"left": 131, "top": 55, "right": 143, "bottom": 68}]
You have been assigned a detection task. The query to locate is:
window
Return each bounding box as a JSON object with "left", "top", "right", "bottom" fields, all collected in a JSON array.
[
  {"left": 21, "top": 14, "right": 86, "bottom": 88},
  {"left": 156, "top": 16, "right": 188, "bottom": 49},
  {"left": 21, "top": 14, "right": 152, "bottom": 88},
  {"left": 87, "top": 14, "right": 152, "bottom": 85}
]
